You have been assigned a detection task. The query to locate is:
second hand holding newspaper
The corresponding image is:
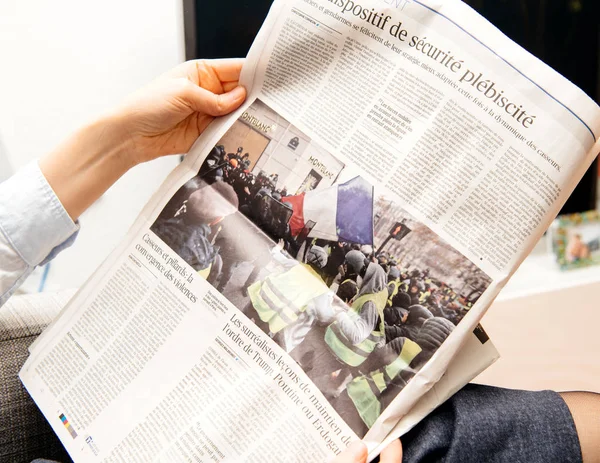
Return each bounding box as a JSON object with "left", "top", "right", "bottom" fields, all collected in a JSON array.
[{"left": 21, "top": 0, "right": 600, "bottom": 461}]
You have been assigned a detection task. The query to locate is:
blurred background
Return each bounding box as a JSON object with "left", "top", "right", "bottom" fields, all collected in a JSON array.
[{"left": 0, "top": 0, "right": 184, "bottom": 292}]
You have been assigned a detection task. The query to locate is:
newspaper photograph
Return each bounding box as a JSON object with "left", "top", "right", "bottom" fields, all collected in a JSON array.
[
  {"left": 19, "top": 0, "right": 600, "bottom": 460},
  {"left": 149, "top": 98, "right": 492, "bottom": 437}
]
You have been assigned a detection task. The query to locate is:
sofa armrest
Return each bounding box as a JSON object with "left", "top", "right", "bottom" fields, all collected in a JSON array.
[{"left": 1, "top": 291, "right": 76, "bottom": 463}]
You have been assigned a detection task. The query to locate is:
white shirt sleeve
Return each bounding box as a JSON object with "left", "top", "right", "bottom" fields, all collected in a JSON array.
[
  {"left": 270, "top": 245, "right": 299, "bottom": 270},
  {"left": 0, "top": 161, "right": 79, "bottom": 306}
]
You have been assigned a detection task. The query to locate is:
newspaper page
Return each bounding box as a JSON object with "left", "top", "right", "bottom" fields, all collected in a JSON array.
[{"left": 21, "top": 0, "right": 599, "bottom": 460}]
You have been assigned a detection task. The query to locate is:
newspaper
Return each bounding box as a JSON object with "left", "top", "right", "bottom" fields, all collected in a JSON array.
[{"left": 20, "top": 0, "right": 600, "bottom": 460}]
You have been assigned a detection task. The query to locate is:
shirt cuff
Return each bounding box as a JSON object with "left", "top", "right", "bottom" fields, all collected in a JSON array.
[{"left": 0, "top": 161, "right": 80, "bottom": 267}]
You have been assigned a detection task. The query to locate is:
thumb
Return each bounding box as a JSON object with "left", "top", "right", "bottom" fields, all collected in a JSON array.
[
  {"left": 330, "top": 441, "right": 368, "bottom": 463},
  {"left": 379, "top": 439, "right": 403, "bottom": 463},
  {"left": 185, "top": 84, "right": 247, "bottom": 116}
]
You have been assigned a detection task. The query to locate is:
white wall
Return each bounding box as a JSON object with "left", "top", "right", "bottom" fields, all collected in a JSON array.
[{"left": 0, "top": 0, "right": 185, "bottom": 291}]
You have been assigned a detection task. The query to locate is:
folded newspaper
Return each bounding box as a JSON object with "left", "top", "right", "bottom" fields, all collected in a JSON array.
[{"left": 21, "top": 0, "right": 600, "bottom": 460}]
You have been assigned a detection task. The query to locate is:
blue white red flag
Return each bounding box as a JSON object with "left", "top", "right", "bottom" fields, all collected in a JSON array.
[{"left": 282, "top": 176, "right": 374, "bottom": 245}]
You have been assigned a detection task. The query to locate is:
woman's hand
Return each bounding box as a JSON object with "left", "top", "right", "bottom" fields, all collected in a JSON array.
[
  {"left": 331, "top": 439, "right": 403, "bottom": 463},
  {"left": 40, "top": 59, "right": 247, "bottom": 220},
  {"left": 114, "top": 59, "right": 246, "bottom": 165}
]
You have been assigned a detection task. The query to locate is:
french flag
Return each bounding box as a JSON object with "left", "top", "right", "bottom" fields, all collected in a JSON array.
[{"left": 282, "top": 176, "right": 374, "bottom": 245}]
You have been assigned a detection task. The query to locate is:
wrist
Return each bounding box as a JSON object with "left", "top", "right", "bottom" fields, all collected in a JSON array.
[
  {"left": 39, "top": 114, "right": 137, "bottom": 220},
  {"left": 90, "top": 111, "right": 138, "bottom": 171}
]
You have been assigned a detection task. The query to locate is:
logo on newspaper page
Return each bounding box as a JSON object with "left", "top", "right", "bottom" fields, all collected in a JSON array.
[{"left": 85, "top": 435, "right": 100, "bottom": 456}]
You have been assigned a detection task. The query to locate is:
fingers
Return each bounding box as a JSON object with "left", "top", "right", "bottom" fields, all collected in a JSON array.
[
  {"left": 331, "top": 441, "right": 368, "bottom": 463},
  {"left": 168, "top": 59, "right": 245, "bottom": 87},
  {"left": 203, "top": 58, "right": 245, "bottom": 83},
  {"left": 222, "top": 81, "right": 240, "bottom": 92},
  {"left": 185, "top": 83, "right": 247, "bottom": 117},
  {"left": 379, "top": 439, "right": 403, "bottom": 463}
]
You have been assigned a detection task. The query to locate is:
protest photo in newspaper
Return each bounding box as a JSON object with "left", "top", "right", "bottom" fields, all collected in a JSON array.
[
  {"left": 19, "top": 0, "right": 600, "bottom": 460},
  {"left": 150, "top": 98, "right": 492, "bottom": 436}
]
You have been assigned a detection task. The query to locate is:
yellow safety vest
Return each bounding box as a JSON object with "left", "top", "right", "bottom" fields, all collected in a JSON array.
[
  {"left": 387, "top": 280, "right": 400, "bottom": 307},
  {"left": 248, "top": 263, "right": 328, "bottom": 334},
  {"left": 197, "top": 263, "right": 212, "bottom": 280},
  {"left": 324, "top": 289, "right": 388, "bottom": 367},
  {"left": 347, "top": 339, "right": 422, "bottom": 428}
]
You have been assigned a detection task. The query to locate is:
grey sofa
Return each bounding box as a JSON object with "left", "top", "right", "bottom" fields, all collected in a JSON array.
[{"left": 0, "top": 292, "right": 74, "bottom": 463}]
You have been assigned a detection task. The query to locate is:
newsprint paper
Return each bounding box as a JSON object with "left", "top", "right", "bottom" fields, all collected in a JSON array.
[{"left": 21, "top": 0, "right": 600, "bottom": 460}]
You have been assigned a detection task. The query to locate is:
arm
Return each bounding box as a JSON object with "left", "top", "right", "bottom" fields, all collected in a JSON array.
[
  {"left": 0, "top": 163, "right": 79, "bottom": 305},
  {"left": 335, "top": 300, "right": 379, "bottom": 345},
  {"left": 0, "top": 60, "right": 246, "bottom": 305},
  {"left": 40, "top": 59, "right": 246, "bottom": 221},
  {"left": 306, "top": 291, "right": 337, "bottom": 325},
  {"left": 270, "top": 239, "right": 299, "bottom": 270}
]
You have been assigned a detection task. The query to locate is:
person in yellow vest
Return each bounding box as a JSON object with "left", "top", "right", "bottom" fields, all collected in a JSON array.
[
  {"left": 386, "top": 267, "right": 401, "bottom": 307},
  {"left": 418, "top": 286, "right": 432, "bottom": 305},
  {"left": 332, "top": 337, "right": 421, "bottom": 436},
  {"left": 333, "top": 317, "right": 455, "bottom": 436},
  {"left": 245, "top": 244, "right": 331, "bottom": 346},
  {"left": 289, "top": 279, "right": 360, "bottom": 371},
  {"left": 305, "top": 263, "right": 388, "bottom": 397},
  {"left": 324, "top": 262, "right": 389, "bottom": 369}
]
